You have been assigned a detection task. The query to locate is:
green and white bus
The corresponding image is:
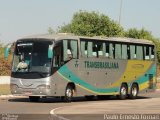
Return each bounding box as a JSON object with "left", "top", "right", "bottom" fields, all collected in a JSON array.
[{"left": 9, "top": 33, "right": 157, "bottom": 102}]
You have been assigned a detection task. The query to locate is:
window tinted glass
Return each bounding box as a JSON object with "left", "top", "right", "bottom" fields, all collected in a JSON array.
[
  {"left": 12, "top": 41, "right": 53, "bottom": 73},
  {"left": 63, "top": 39, "right": 78, "bottom": 61}
]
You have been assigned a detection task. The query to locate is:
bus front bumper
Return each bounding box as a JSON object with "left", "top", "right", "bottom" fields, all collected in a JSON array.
[{"left": 10, "top": 84, "right": 52, "bottom": 96}]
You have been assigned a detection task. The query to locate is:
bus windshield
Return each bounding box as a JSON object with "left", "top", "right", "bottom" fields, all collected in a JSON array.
[{"left": 12, "top": 40, "right": 53, "bottom": 73}]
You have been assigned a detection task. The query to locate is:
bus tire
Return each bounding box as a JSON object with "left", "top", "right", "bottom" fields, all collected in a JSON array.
[
  {"left": 64, "top": 85, "right": 74, "bottom": 102},
  {"left": 119, "top": 84, "right": 128, "bottom": 100},
  {"left": 97, "top": 95, "right": 111, "bottom": 100},
  {"left": 29, "top": 96, "right": 40, "bottom": 102},
  {"left": 129, "top": 84, "right": 139, "bottom": 99},
  {"left": 85, "top": 95, "right": 95, "bottom": 100}
]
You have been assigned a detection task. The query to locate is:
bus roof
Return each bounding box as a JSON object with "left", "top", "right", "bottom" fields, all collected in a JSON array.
[
  {"left": 79, "top": 36, "right": 154, "bottom": 45},
  {"left": 19, "top": 33, "right": 78, "bottom": 41},
  {"left": 18, "top": 33, "right": 154, "bottom": 45}
]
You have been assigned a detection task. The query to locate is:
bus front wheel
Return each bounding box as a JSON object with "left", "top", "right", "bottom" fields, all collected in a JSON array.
[{"left": 64, "top": 85, "right": 74, "bottom": 102}]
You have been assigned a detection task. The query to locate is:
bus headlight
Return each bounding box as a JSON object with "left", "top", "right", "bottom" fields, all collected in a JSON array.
[
  {"left": 10, "top": 84, "right": 19, "bottom": 93},
  {"left": 10, "top": 84, "right": 19, "bottom": 89}
]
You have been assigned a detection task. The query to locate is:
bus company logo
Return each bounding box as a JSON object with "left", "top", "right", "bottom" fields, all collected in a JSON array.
[
  {"left": 74, "top": 60, "right": 79, "bottom": 67},
  {"left": 84, "top": 61, "right": 119, "bottom": 69}
]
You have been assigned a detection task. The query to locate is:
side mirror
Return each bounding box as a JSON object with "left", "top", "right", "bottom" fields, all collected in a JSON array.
[
  {"left": 48, "top": 45, "right": 53, "bottom": 58},
  {"left": 4, "top": 44, "right": 12, "bottom": 59}
]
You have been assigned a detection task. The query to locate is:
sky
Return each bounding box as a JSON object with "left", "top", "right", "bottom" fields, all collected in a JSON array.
[{"left": 0, "top": 0, "right": 160, "bottom": 44}]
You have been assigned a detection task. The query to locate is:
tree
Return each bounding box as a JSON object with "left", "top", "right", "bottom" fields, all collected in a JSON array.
[
  {"left": 48, "top": 27, "right": 55, "bottom": 34},
  {"left": 0, "top": 42, "right": 14, "bottom": 75},
  {"left": 125, "top": 28, "right": 160, "bottom": 63},
  {"left": 0, "top": 43, "right": 4, "bottom": 58},
  {"left": 125, "top": 28, "right": 153, "bottom": 40},
  {"left": 153, "top": 39, "right": 160, "bottom": 64},
  {"left": 58, "top": 11, "right": 124, "bottom": 37},
  {"left": 49, "top": 10, "right": 160, "bottom": 63}
]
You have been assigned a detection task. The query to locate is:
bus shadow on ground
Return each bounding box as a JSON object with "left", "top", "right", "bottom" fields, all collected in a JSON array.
[{"left": 8, "top": 95, "right": 151, "bottom": 103}]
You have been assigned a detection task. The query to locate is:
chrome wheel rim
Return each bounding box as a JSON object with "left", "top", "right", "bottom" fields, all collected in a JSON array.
[
  {"left": 132, "top": 87, "right": 137, "bottom": 96},
  {"left": 66, "top": 89, "right": 72, "bottom": 97},
  {"left": 121, "top": 87, "right": 127, "bottom": 96}
]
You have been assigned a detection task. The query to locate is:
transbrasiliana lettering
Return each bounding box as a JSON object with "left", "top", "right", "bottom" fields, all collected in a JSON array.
[{"left": 84, "top": 61, "right": 119, "bottom": 69}]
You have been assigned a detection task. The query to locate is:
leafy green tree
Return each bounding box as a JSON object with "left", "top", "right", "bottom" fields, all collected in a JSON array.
[
  {"left": 0, "top": 42, "right": 14, "bottom": 75},
  {"left": 0, "top": 43, "right": 4, "bottom": 58},
  {"left": 48, "top": 27, "right": 55, "bottom": 34},
  {"left": 59, "top": 11, "right": 124, "bottom": 37},
  {"left": 153, "top": 39, "right": 160, "bottom": 64},
  {"left": 125, "top": 28, "right": 154, "bottom": 40}
]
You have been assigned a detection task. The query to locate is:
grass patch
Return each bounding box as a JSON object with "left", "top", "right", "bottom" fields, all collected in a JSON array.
[
  {"left": 0, "top": 84, "right": 11, "bottom": 95},
  {"left": 157, "top": 85, "right": 160, "bottom": 89},
  {"left": 156, "top": 80, "right": 160, "bottom": 89}
]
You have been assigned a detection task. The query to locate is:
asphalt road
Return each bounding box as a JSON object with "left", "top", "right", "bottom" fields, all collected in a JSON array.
[{"left": 0, "top": 91, "right": 160, "bottom": 120}]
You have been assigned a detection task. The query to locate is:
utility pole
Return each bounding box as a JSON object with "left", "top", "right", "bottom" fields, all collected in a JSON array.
[{"left": 119, "top": 0, "right": 123, "bottom": 25}]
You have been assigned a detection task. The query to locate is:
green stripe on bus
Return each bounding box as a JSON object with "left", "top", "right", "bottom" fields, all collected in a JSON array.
[
  {"left": 58, "top": 65, "right": 119, "bottom": 93},
  {"left": 58, "top": 64, "right": 156, "bottom": 94}
]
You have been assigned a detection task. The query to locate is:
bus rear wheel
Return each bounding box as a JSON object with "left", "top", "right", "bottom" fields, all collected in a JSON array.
[
  {"left": 64, "top": 85, "right": 74, "bottom": 102},
  {"left": 129, "top": 84, "right": 138, "bottom": 99},
  {"left": 119, "top": 84, "right": 128, "bottom": 100},
  {"left": 29, "top": 96, "right": 40, "bottom": 102}
]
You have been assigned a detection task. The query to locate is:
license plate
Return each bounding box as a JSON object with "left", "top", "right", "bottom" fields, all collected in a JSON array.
[{"left": 24, "top": 92, "right": 32, "bottom": 95}]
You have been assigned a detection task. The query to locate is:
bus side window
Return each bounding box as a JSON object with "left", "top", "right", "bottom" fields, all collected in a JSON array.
[
  {"left": 145, "top": 46, "right": 155, "bottom": 60},
  {"left": 151, "top": 46, "right": 155, "bottom": 60},
  {"left": 122, "top": 44, "right": 127, "bottom": 59},
  {"left": 109, "top": 43, "right": 114, "bottom": 59},
  {"left": 115, "top": 43, "right": 122, "bottom": 59},
  {"left": 127, "top": 45, "right": 130, "bottom": 59},
  {"left": 97, "top": 42, "right": 105, "bottom": 57},
  {"left": 70, "top": 40, "right": 78, "bottom": 59},
  {"left": 130, "top": 45, "right": 136, "bottom": 59},
  {"left": 92, "top": 42, "right": 98, "bottom": 57},
  {"left": 63, "top": 39, "right": 78, "bottom": 61},
  {"left": 136, "top": 45, "right": 143, "bottom": 60},
  {"left": 81, "top": 40, "right": 97, "bottom": 58},
  {"left": 81, "top": 41, "right": 87, "bottom": 57},
  {"left": 144, "top": 46, "right": 150, "bottom": 60},
  {"left": 105, "top": 43, "right": 109, "bottom": 58},
  {"left": 97, "top": 43, "right": 101, "bottom": 57},
  {"left": 87, "top": 41, "right": 93, "bottom": 57},
  {"left": 63, "top": 40, "right": 70, "bottom": 61}
]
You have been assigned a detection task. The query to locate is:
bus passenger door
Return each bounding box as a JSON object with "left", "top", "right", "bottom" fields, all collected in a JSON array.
[{"left": 52, "top": 43, "right": 62, "bottom": 72}]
